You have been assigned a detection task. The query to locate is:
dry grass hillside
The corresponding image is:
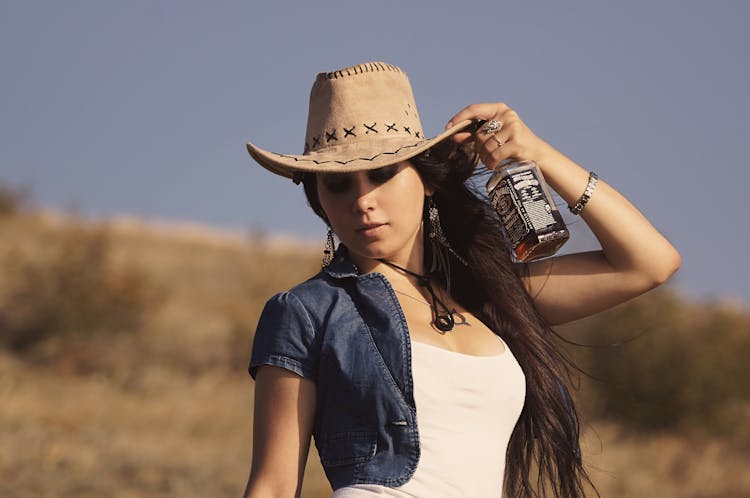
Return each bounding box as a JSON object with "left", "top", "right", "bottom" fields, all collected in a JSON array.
[{"left": 1, "top": 203, "right": 749, "bottom": 497}]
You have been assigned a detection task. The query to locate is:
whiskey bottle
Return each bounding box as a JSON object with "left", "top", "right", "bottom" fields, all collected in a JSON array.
[{"left": 486, "top": 159, "right": 569, "bottom": 262}]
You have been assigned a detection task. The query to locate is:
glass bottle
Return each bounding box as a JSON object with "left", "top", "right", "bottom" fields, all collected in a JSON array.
[{"left": 486, "top": 159, "right": 569, "bottom": 262}]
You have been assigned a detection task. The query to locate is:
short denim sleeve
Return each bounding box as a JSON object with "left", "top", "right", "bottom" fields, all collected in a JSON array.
[{"left": 248, "top": 291, "right": 319, "bottom": 381}]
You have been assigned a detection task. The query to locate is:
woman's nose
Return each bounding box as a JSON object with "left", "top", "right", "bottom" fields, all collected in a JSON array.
[{"left": 352, "top": 174, "right": 377, "bottom": 213}]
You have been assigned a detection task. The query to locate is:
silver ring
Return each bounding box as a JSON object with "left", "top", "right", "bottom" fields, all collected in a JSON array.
[
  {"left": 492, "top": 135, "right": 506, "bottom": 147},
  {"left": 481, "top": 119, "right": 503, "bottom": 134}
]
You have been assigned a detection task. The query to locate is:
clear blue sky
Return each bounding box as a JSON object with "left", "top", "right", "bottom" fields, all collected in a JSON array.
[{"left": 1, "top": 1, "right": 748, "bottom": 305}]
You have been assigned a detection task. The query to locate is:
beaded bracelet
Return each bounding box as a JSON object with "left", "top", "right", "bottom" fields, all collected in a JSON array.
[{"left": 569, "top": 171, "right": 598, "bottom": 215}]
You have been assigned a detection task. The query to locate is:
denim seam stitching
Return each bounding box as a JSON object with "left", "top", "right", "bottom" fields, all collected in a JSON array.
[
  {"left": 345, "top": 276, "right": 421, "bottom": 486},
  {"left": 251, "top": 355, "right": 312, "bottom": 379},
  {"left": 284, "top": 290, "right": 318, "bottom": 377},
  {"left": 343, "top": 283, "right": 409, "bottom": 410}
]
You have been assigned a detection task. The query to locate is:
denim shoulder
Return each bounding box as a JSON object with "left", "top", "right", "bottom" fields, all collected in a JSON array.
[{"left": 248, "top": 272, "right": 344, "bottom": 381}]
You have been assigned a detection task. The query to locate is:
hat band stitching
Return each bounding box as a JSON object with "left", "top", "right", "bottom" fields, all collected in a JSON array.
[
  {"left": 277, "top": 140, "right": 428, "bottom": 166},
  {"left": 304, "top": 122, "right": 422, "bottom": 153}
]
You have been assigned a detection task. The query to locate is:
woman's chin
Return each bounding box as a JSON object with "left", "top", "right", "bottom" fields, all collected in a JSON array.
[{"left": 346, "top": 243, "right": 398, "bottom": 264}]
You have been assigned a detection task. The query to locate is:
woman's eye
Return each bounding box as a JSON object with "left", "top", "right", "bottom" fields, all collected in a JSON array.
[
  {"left": 320, "top": 166, "right": 398, "bottom": 193},
  {"left": 321, "top": 175, "right": 350, "bottom": 193},
  {"left": 369, "top": 165, "right": 398, "bottom": 184}
]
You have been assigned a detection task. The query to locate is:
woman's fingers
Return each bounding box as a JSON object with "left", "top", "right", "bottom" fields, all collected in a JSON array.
[
  {"left": 447, "top": 102, "right": 547, "bottom": 170},
  {"left": 478, "top": 137, "right": 517, "bottom": 170},
  {"left": 473, "top": 110, "right": 517, "bottom": 169},
  {"left": 446, "top": 102, "right": 510, "bottom": 129},
  {"left": 446, "top": 103, "right": 509, "bottom": 143}
]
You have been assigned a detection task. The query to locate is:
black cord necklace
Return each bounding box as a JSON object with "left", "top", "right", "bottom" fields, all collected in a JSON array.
[{"left": 378, "top": 259, "right": 462, "bottom": 332}]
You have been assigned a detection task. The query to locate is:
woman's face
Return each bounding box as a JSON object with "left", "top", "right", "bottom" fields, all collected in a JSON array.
[{"left": 317, "top": 161, "right": 431, "bottom": 268}]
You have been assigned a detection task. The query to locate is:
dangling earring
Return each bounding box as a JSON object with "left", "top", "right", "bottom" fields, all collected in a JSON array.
[
  {"left": 427, "top": 197, "right": 468, "bottom": 265},
  {"left": 426, "top": 197, "right": 468, "bottom": 292},
  {"left": 322, "top": 226, "right": 335, "bottom": 267}
]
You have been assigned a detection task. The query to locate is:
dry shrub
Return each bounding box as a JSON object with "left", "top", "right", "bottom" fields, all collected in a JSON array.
[
  {"left": 563, "top": 289, "right": 750, "bottom": 447},
  {"left": 224, "top": 240, "right": 320, "bottom": 372},
  {"left": 0, "top": 182, "right": 30, "bottom": 216},
  {"left": 0, "top": 220, "right": 161, "bottom": 358}
]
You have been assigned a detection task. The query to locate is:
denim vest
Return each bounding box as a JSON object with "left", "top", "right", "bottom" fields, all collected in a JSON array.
[{"left": 249, "top": 246, "right": 422, "bottom": 489}]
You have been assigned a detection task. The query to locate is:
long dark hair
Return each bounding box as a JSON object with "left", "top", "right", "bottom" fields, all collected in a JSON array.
[{"left": 302, "top": 140, "right": 596, "bottom": 498}]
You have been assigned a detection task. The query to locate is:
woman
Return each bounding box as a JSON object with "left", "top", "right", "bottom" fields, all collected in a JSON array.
[{"left": 242, "top": 61, "right": 680, "bottom": 498}]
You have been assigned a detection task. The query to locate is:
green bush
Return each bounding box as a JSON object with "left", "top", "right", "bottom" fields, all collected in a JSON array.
[{"left": 0, "top": 222, "right": 161, "bottom": 355}]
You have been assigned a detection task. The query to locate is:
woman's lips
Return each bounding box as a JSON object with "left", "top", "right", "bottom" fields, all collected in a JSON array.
[{"left": 356, "top": 223, "right": 387, "bottom": 237}]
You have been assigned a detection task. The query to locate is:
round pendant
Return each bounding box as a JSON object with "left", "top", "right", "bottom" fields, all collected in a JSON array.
[{"left": 435, "top": 313, "right": 455, "bottom": 332}]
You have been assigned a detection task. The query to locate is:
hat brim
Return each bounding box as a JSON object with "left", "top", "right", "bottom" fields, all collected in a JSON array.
[{"left": 246, "top": 119, "right": 475, "bottom": 180}]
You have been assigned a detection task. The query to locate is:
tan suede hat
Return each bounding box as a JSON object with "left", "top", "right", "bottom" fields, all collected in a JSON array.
[{"left": 246, "top": 61, "right": 474, "bottom": 181}]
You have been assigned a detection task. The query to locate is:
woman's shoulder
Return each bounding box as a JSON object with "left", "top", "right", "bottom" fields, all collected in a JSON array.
[
  {"left": 266, "top": 245, "right": 360, "bottom": 314},
  {"left": 270, "top": 269, "right": 353, "bottom": 313},
  {"left": 255, "top": 270, "right": 358, "bottom": 347}
]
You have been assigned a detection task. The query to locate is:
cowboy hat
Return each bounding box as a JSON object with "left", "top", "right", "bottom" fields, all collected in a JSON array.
[{"left": 246, "top": 61, "right": 474, "bottom": 181}]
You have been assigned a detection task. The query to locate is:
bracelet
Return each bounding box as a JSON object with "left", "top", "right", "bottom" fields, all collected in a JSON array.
[{"left": 568, "top": 171, "right": 598, "bottom": 215}]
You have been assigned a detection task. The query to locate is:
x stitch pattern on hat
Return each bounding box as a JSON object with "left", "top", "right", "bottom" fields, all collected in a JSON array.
[
  {"left": 301, "top": 64, "right": 424, "bottom": 157},
  {"left": 303, "top": 122, "right": 424, "bottom": 154}
]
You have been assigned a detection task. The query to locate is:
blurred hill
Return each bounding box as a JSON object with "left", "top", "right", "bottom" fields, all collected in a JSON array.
[{"left": 1, "top": 186, "right": 749, "bottom": 497}]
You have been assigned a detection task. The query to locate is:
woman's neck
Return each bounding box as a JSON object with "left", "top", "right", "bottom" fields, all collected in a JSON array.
[{"left": 349, "top": 243, "right": 426, "bottom": 285}]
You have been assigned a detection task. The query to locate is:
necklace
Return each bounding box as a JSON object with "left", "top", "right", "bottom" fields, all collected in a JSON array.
[
  {"left": 378, "top": 259, "right": 462, "bottom": 333},
  {"left": 392, "top": 288, "right": 430, "bottom": 306},
  {"left": 393, "top": 288, "right": 469, "bottom": 329}
]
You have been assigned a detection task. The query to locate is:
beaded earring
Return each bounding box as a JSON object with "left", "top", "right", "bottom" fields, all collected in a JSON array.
[
  {"left": 426, "top": 197, "right": 468, "bottom": 293},
  {"left": 322, "top": 226, "right": 335, "bottom": 267},
  {"left": 427, "top": 197, "right": 468, "bottom": 264}
]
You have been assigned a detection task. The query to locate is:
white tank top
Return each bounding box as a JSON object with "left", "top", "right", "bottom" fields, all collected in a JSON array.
[{"left": 331, "top": 337, "right": 526, "bottom": 498}]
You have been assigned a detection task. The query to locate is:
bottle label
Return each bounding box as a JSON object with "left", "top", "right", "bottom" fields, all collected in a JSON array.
[{"left": 488, "top": 168, "right": 558, "bottom": 248}]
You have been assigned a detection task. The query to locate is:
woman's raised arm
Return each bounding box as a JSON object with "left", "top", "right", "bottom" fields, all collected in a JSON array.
[
  {"left": 243, "top": 365, "right": 317, "bottom": 498},
  {"left": 448, "top": 103, "right": 682, "bottom": 325}
]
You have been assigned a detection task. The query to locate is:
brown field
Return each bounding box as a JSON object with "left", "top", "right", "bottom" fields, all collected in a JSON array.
[{"left": 1, "top": 211, "right": 749, "bottom": 497}]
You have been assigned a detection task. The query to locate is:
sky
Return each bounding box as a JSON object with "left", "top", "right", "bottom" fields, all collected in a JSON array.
[{"left": 1, "top": 1, "right": 749, "bottom": 305}]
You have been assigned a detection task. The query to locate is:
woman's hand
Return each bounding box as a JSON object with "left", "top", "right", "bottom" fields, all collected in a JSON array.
[
  {"left": 447, "top": 102, "right": 555, "bottom": 171},
  {"left": 445, "top": 102, "right": 681, "bottom": 325}
]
